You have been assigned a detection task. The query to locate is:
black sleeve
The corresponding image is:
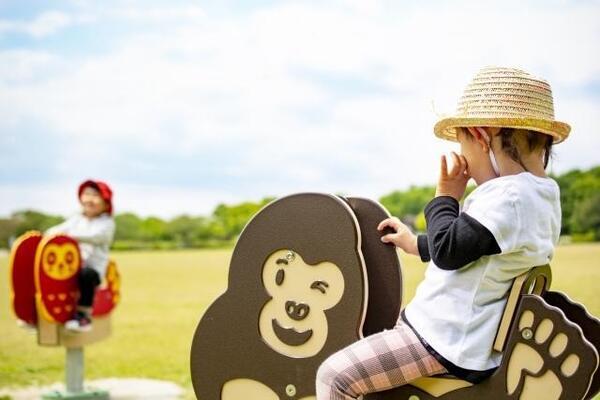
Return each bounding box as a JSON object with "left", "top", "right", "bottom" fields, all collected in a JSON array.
[{"left": 416, "top": 196, "right": 501, "bottom": 270}]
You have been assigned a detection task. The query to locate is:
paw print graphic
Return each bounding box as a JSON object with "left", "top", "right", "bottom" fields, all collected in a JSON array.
[{"left": 504, "top": 295, "right": 597, "bottom": 400}]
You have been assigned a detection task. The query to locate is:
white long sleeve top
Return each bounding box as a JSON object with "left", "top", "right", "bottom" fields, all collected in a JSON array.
[{"left": 45, "top": 212, "right": 115, "bottom": 277}]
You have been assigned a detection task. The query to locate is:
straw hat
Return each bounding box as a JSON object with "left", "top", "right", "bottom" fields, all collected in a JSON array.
[{"left": 434, "top": 66, "right": 570, "bottom": 143}]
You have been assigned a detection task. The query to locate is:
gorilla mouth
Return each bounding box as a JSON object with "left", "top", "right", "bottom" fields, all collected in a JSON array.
[{"left": 272, "top": 319, "right": 313, "bottom": 346}]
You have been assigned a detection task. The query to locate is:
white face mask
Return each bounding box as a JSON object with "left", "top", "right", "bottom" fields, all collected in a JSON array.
[{"left": 475, "top": 127, "right": 500, "bottom": 177}]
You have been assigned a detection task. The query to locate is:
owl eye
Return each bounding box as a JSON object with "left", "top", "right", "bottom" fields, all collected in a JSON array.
[
  {"left": 65, "top": 251, "right": 74, "bottom": 263},
  {"left": 47, "top": 252, "right": 56, "bottom": 265}
]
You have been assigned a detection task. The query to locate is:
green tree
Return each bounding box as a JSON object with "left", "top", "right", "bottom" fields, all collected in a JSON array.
[
  {"left": 114, "top": 213, "right": 143, "bottom": 241},
  {"left": 554, "top": 166, "right": 600, "bottom": 235},
  {"left": 212, "top": 197, "right": 274, "bottom": 240},
  {"left": 167, "top": 215, "right": 202, "bottom": 247},
  {"left": 414, "top": 211, "right": 426, "bottom": 233},
  {"left": 0, "top": 218, "right": 19, "bottom": 248},
  {"left": 379, "top": 185, "right": 435, "bottom": 218},
  {"left": 570, "top": 193, "right": 600, "bottom": 240},
  {"left": 139, "top": 217, "right": 168, "bottom": 241},
  {"left": 12, "top": 210, "right": 64, "bottom": 237}
]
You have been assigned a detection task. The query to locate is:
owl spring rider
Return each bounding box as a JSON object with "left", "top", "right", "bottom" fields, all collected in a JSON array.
[{"left": 9, "top": 232, "right": 120, "bottom": 399}]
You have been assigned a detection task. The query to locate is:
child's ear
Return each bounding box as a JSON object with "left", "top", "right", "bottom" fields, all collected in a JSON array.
[{"left": 467, "top": 127, "right": 491, "bottom": 152}]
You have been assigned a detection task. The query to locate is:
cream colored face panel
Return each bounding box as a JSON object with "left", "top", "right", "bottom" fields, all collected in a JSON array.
[
  {"left": 222, "top": 379, "right": 279, "bottom": 400},
  {"left": 222, "top": 379, "right": 317, "bottom": 400},
  {"left": 41, "top": 243, "right": 80, "bottom": 280},
  {"left": 259, "top": 249, "right": 345, "bottom": 358}
]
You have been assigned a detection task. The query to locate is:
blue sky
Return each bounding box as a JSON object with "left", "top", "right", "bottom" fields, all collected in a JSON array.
[{"left": 1, "top": 0, "right": 599, "bottom": 217}]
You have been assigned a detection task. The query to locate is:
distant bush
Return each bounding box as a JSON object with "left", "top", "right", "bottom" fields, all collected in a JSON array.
[{"left": 571, "top": 232, "right": 597, "bottom": 243}]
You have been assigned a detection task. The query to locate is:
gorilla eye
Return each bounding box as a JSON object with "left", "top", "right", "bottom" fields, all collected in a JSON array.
[
  {"left": 275, "top": 269, "right": 285, "bottom": 286},
  {"left": 311, "top": 280, "right": 329, "bottom": 294}
]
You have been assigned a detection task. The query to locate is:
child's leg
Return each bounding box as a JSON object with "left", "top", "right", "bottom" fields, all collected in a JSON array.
[
  {"left": 65, "top": 266, "right": 101, "bottom": 331},
  {"left": 316, "top": 321, "right": 446, "bottom": 400},
  {"left": 78, "top": 266, "right": 101, "bottom": 309}
]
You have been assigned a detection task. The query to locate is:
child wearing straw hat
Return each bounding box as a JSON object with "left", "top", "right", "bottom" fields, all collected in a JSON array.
[{"left": 316, "top": 66, "right": 567, "bottom": 399}]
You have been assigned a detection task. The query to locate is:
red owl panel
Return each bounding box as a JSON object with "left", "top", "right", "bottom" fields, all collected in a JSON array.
[
  {"left": 9, "top": 231, "right": 43, "bottom": 325},
  {"left": 34, "top": 235, "right": 81, "bottom": 323},
  {"left": 92, "top": 260, "right": 120, "bottom": 316}
]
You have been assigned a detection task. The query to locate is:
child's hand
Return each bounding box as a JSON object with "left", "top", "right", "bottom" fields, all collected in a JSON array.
[
  {"left": 435, "top": 151, "right": 470, "bottom": 201},
  {"left": 377, "top": 216, "right": 419, "bottom": 256}
]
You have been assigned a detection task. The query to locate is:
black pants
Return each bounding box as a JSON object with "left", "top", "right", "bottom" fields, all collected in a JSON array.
[{"left": 78, "top": 266, "right": 101, "bottom": 307}]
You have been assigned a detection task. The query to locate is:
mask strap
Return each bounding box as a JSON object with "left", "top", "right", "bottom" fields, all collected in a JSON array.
[{"left": 475, "top": 127, "right": 500, "bottom": 177}]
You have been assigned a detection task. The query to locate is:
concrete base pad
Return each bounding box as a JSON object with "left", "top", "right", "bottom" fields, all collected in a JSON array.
[
  {"left": 0, "top": 378, "right": 184, "bottom": 400},
  {"left": 41, "top": 389, "right": 109, "bottom": 399}
]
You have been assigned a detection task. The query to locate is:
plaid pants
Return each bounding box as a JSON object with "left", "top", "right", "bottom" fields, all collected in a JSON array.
[{"left": 316, "top": 320, "right": 447, "bottom": 399}]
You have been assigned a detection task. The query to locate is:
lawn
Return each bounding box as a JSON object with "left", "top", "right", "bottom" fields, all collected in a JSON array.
[{"left": 1, "top": 244, "right": 599, "bottom": 399}]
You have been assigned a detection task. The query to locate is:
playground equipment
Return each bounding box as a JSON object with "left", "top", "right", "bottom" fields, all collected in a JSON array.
[
  {"left": 190, "top": 193, "right": 600, "bottom": 400},
  {"left": 9, "top": 231, "right": 120, "bottom": 399}
]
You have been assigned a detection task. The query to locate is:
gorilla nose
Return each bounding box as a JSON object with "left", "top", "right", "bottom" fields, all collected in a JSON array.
[{"left": 285, "top": 301, "right": 310, "bottom": 321}]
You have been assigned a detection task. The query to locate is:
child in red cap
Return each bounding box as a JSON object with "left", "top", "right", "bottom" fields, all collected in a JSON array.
[{"left": 45, "top": 179, "right": 115, "bottom": 332}]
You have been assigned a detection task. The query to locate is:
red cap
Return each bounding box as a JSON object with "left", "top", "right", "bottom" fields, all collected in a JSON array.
[{"left": 78, "top": 180, "right": 113, "bottom": 215}]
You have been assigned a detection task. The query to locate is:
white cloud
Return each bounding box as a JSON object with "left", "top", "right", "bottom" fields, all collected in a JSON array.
[
  {"left": 108, "top": 5, "right": 206, "bottom": 22},
  {"left": 1, "top": 0, "right": 599, "bottom": 217},
  {"left": 0, "top": 11, "right": 72, "bottom": 38}
]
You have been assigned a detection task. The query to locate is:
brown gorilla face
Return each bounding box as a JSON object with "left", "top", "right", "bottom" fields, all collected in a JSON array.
[
  {"left": 259, "top": 249, "right": 345, "bottom": 358},
  {"left": 191, "top": 193, "right": 368, "bottom": 400}
]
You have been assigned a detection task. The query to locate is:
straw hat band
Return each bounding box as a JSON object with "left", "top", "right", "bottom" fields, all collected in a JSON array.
[{"left": 433, "top": 66, "right": 570, "bottom": 143}]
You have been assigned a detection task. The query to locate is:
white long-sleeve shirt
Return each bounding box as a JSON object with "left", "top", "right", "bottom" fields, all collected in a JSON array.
[{"left": 45, "top": 212, "right": 115, "bottom": 277}]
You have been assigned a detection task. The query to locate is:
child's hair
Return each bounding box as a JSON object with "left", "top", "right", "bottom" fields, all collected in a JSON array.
[{"left": 461, "top": 128, "right": 554, "bottom": 171}]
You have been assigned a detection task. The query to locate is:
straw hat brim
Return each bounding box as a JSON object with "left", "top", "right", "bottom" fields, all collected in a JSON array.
[{"left": 434, "top": 117, "right": 570, "bottom": 144}]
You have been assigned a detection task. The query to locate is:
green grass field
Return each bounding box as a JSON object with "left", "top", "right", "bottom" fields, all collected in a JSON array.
[{"left": 1, "top": 244, "right": 599, "bottom": 399}]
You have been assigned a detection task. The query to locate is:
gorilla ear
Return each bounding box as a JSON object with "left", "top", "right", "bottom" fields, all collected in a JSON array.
[{"left": 341, "top": 196, "right": 403, "bottom": 337}]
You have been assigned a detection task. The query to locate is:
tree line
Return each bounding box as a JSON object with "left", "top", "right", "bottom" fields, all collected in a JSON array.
[{"left": 1, "top": 166, "right": 599, "bottom": 250}]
